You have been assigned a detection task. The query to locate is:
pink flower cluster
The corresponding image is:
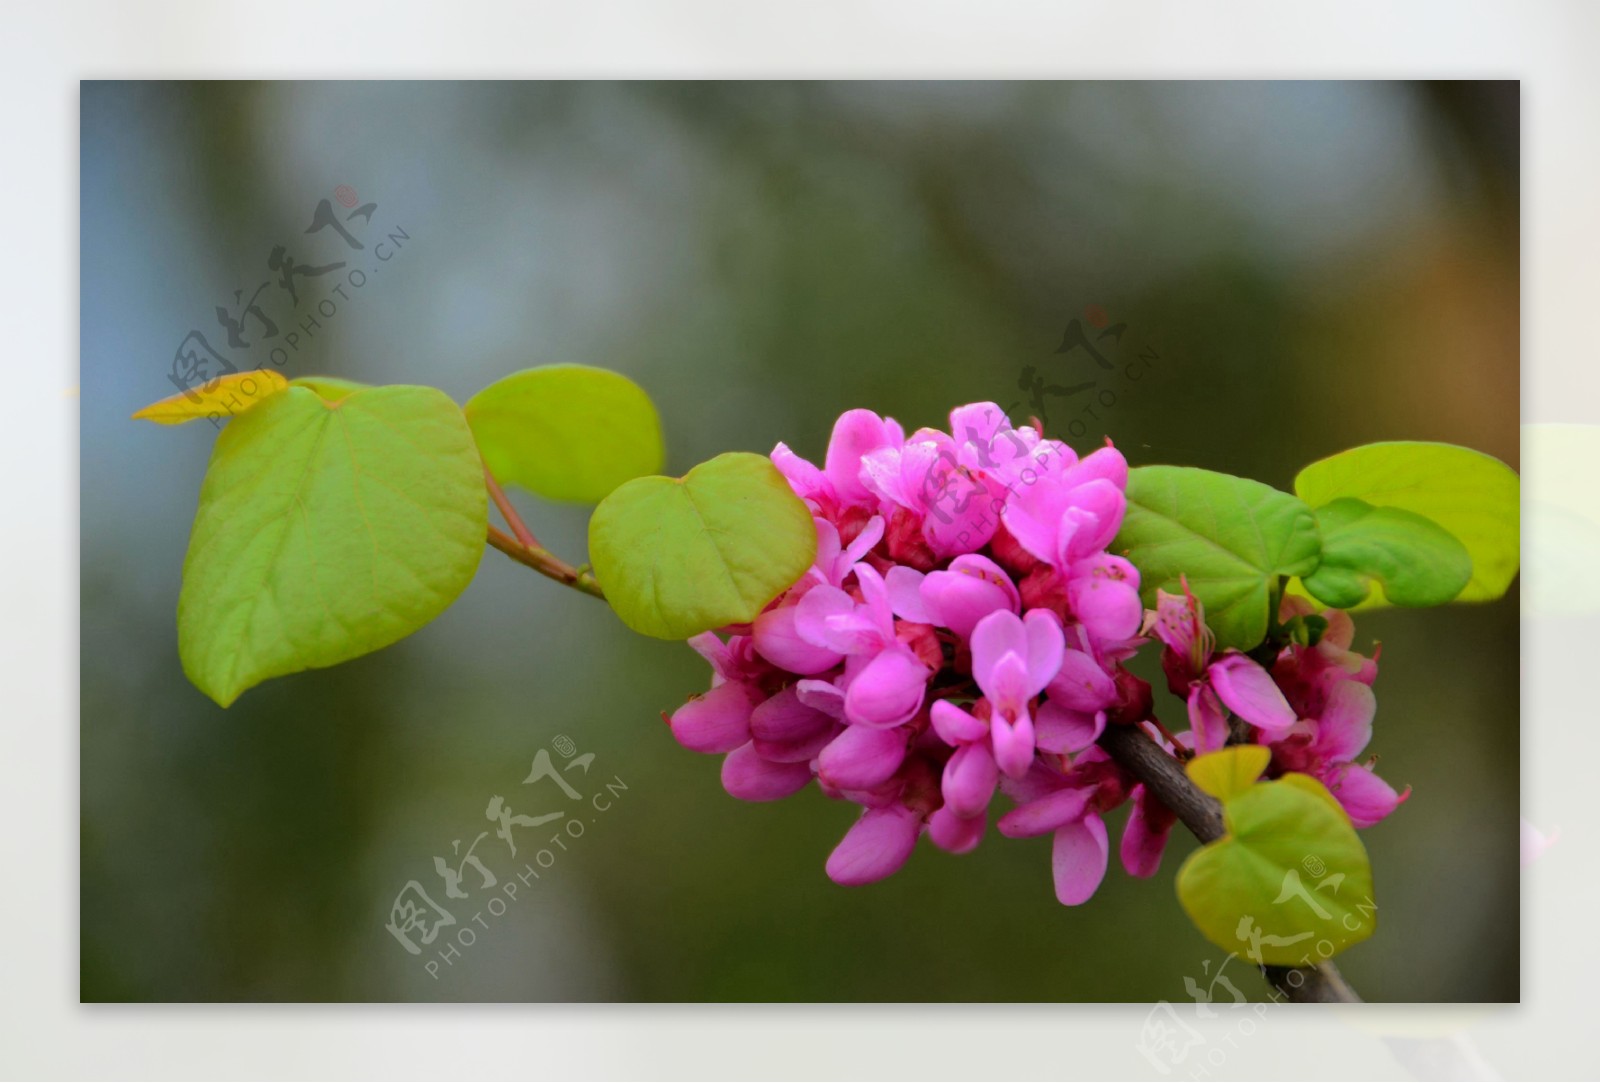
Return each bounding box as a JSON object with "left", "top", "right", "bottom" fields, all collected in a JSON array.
[
  {"left": 666, "top": 403, "right": 1407, "bottom": 906},
  {"left": 1147, "top": 587, "right": 1409, "bottom": 828}
]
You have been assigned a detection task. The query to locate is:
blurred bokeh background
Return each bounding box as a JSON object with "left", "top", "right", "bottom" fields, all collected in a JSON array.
[{"left": 80, "top": 81, "right": 1519, "bottom": 1002}]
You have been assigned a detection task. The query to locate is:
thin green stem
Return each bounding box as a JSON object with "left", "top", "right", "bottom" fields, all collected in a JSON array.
[
  {"left": 481, "top": 465, "right": 604, "bottom": 599},
  {"left": 484, "top": 468, "right": 541, "bottom": 550},
  {"left": 487, "top": 525, "right": 605, "bottom": 600}
]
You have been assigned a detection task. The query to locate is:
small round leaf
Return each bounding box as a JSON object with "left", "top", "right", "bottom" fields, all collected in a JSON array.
[
  {"left": 1294, "top": 441, "right": 1518, "bottom": 604},
  {"left": 1301, "top": 497, "right": 1473, "bottom": 609},
  {"left": 1177, "top": 774, "right": 1377, "bottom": 965},
  {"left": 588, "top": 452, "right": 817, "bottom": 640},
  {"left": 465, "top": 364, "right": 664, "bottom": 504}
]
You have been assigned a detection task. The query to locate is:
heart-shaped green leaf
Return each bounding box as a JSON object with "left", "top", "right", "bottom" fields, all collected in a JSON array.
[
  {"left": 178, "top": 385, "right": 487, "bottom": 706},
  {"left": 1114, "top": 466, "right": 1321, "bottom": 651},
  {"left": 588, "top": 452, "right": 817, "bottom": 640},
  {"left": 1293, "top": 441, "right": 1518, "bottom": 605},
  {"left": 1300, "top": 497, "right": 1473, "bottom": 609},
  {"left": 1177, "top": 749, "right": 1376, "bottom": 965},
  {"left": 465, "top": 364, "right": 663, "bottom": 504}
]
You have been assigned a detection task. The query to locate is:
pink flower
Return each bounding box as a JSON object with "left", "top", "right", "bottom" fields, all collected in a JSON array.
[
  {"left": 930, "top": 609, "right": 1065, "bottom": 795},
  {"left": 883, "top": 553, "right": 1020, "bottom": 640},
  {"left": 1264, "top": 668, "right": 1408, "bottom": 827},
  {"left": 1001, "top": 444, "right": 1129, "bottom": 570},
  {"left": 861, "top": 429, "right": 1001, "bottom": 558},
  {"left": 825, "top": 409, "right": 906, "bottom": 508},
  {"left": 1120, "top": 782, "right": 1177, "bottom": 878},
  {"left": 751, "top": 515, "right": 884, "bottom": 674},
  {"left": 794, "top": 564, "right": 932, "bottom": 728},
  {"left": 827, "top": 803, "right": 923, "bottom": 885},
  {"left": 1148, "top": 588, "right": 1297, "bottom": 752},
  {"left": 997, "top": 765, "right": 1107, "bottom": 906}
]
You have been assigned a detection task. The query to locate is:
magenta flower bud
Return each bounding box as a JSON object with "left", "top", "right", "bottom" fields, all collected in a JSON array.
[
  {"left": 753, "top": 604, "right": 844, "bottom": 674},
  {"left": 928, "top": 805, "right": 986, "bottom": 854},
  {"left": 1119, "top": 784, "right": 1176, "bottom": 879},
  {"left": 1052, "top": 810, "right": 1109, "bottom": 906},
  {"left": 918, "top": 554, "right": 1020, "bottom": 639},
  {"left": 842, "top": 646, "right": 931, "bottom": 728},
  {"left": 670, "top": 681, "right": 758, "bottom": 754},
  {"left": 825, "top": 804, "right": 923, "bottom": 886},
  {"left": 1066, "top": 553, "right": 1142, "bottom": 641},
  {"left": 721, "top": 741, "right": 814, "bottom": 802},
  {"left": 818, "top": 723, "right": 909, "bottom": 791},
  {"left": 825, "top": 409, "right": 904, "bottom": 506},
  {"left": 941, "top": 741, "right": 1000, "bottom": 818}
]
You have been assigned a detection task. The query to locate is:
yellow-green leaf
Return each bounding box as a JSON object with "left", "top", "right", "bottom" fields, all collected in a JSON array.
[
  {"left": 588, "top": 452, "right": 816, "bottom": 640},
  {"left": 1186, "top": 745, "right": 1271, "bottom": 803},
  {"left": 1293, "top": 441, "right": 1519, "bottom": 605},
  {"left": 132, "top": 369, "right": 288, "bottom": 425},
  {"left": 178, "top": 385, "right": 487, "bottom": 706},
  {"left": 1177, "top": 773, "right": 1376, "bottom": 965},
  {"left": 465, "top": 364, "right": 664, "bottom": 504},
  {"left": 1300, "top": 498, "right": 1473, "bottom": 609}
]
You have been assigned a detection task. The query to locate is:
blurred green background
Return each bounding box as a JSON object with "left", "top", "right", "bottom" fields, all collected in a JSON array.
[{"left": 80, "top": 81, "right": 1519, "bottom": 1002}]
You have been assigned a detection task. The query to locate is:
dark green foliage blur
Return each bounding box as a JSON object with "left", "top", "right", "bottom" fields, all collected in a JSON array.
[{"left": 82, "top": 81, "right": 1519, "bottom": 1002}]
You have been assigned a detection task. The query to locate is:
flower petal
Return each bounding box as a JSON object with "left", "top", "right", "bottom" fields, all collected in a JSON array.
[
  {"left": 991, "top": 711, "right": 1036, "bottom": 779},
  {"left": 825, "top": 409, "right": 903, "bottom": 505},
  {"left": 930, "top": 699, "right": 989, "bottom": 745},
  {"left": 1047, "top": 648, "right": 1118, "bottom": 710},
  {"left": 1315, "top": 679, "right": 1376, "bottom": 762},
  {"left": 825, "top": 805, "right": 922, "bottom": 886},
  {"left": 1052, "top": 810, "right": 1110, "bottom": 905},
  {"left": 1022, "top": 608, "right": 1066, "bottom": 693},
  {"left": 941, "top": 741, "right": 1000, "bottom": 818},
  {"left": 928, "top": 805, "right": 987, "bottom": 854},
  {"left": 1210, "top": 653, "right": 1297, "bottom": 733},
  {"left": 970, "top": 609, "right": 1027, "bottom": 690},
  {"left": 884, "top": 565, "right": 933, "bottom": 623},
  {"left": 753, "top": 604, "right": 845, "bottom": 674},
  {"left": 843, "top": 646, "right": 930, "bottom": 728},
  {"left": 1119, "top": 784, "right": 1174, "bottom": 879},
  {"left": 669, "top": 681, "right": 757, "bottom": 753},
  {"left": 818, "top": 724, "right": 909, "bottom": 790},
  {"left": 1321, "top": 762, "right": 1409, "bottom": 828},
  {"left": 997, "top": 783, "right": 1095, "bottom": 838},
  {"left": 1035, "top": 699, "right": 1105, "bottom": 754},
  {"left": 720, "top": 742, "right": 813, "bottom": 802},
  {"left": 1186, "top": 683, "right": 1229, "bottom": 755},
  {"left": 794, "top": 584, "right": 878, "bottom": 655}
]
